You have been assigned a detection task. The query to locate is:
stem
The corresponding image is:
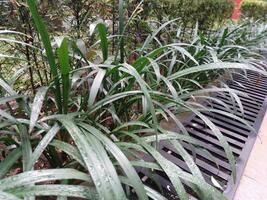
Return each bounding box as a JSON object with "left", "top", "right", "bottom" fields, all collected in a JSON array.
[
  {"left": 119, "top": 0, "right": 125, "bottom": 63},
  {"left": 18, "top": 7, "right": 35, "bottom": 94},
  {"left": 112, "top": 0, "right": 116, "bottom": 55},
  {"left": 27, "top": 21, "right": 44, "bottom": 86},
  {"left": 37, "top": 33, "right": 49, "bottom": 85}
]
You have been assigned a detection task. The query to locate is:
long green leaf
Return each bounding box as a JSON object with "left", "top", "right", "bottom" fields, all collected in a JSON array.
[
  {"left": 59, "top": 118, "right": 126, "bottom": 199},
  {"left": 97, "top": 23, "right": 109, "bottom": 61},
  {"left": 0, "top": 148, "right": 22, "bottom": 179},
  {"left": 88, "top": 69, "right": 106, "bottom": 107},
  {"left": 49, "top": 139, "right": 85, "bottom": 167},
  {"left": 29, "top": 87, "right": 48, "bottom": 133},
  {"left": 0, "top": 169, "right": 91, "bottom": 190},
  {"left": 58, "top": 38, "right": 71, "bottom": 114},
  {"left": 27, "top": 0, "right": 62, "bottom": 113},
  {"left": 168, "top": 62, "right": 267, "bottom": 81},
  {"left": 27, "top": 124, "right": 60, "bottom": 170},
  {"left": 79, "top": 122, "right": 149, "bottom": 200},
  {"left": 0, "top": 191, "right": 22, "bottom": 200},
  {"left": 7, "top": 185, "right": 99, "bottom": 199}
]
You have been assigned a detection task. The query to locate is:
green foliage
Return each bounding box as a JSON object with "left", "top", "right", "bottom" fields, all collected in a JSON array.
[
  {"left": 27, "top": 0, "right": 62, "bottom": 113},
  {"left": 241, "top": 0, "right": 267, "bottom": 20},
  {"left": 147, "top": 0, "right": 234, "bottom": 31},
  {"left": 1, "top": 0, "right": 267, "bottom": 200}
]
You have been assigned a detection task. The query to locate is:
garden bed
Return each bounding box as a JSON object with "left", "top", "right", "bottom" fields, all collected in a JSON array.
[{"left": 1, "top": 0, "right": 267, "bottom": 199}]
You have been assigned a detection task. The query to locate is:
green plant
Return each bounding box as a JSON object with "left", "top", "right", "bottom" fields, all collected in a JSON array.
[
  {"left": 241, "top": 0, "right": 267, "bottom": 20},
  {"left": 0, "top": 1, "right": 267, "bottom": 200},
  {"left": 147, "top": 0, "right": 234, "bottom": 31},
  {"left": 241, "top": 0, "right": 267, "bottom": 21}
]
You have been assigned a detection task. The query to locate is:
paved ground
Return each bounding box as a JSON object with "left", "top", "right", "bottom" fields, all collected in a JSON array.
[{"left": 234, "top": 111, "right": 267, "bottom": 200}]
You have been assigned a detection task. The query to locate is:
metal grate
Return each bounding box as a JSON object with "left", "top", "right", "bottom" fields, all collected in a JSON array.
[{"left": 137, "top": 70, "right": 267, "bottom": 199}]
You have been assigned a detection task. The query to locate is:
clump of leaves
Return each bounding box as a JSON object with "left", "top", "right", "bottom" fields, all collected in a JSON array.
[{"left": 0, "top": 0, "right": 267, "bottom": 200}]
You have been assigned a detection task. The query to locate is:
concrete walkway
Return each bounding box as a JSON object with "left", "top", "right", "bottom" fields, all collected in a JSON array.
[{"left": 234, "top": 112, "right": 267, "bottom": 200}]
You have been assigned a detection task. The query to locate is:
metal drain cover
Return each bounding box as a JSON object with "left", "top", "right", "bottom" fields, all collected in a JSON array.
[{"left": 137, "top": 70, "right": 267, "bottom": 199}]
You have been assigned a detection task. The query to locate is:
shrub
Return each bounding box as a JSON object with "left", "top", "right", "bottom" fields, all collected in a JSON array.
[
  {"left": 148, "top": 0, "right": 234, "bottom": 31},
  {"left": 241, "top": 0, "right": 267, "bottom": 20}
]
